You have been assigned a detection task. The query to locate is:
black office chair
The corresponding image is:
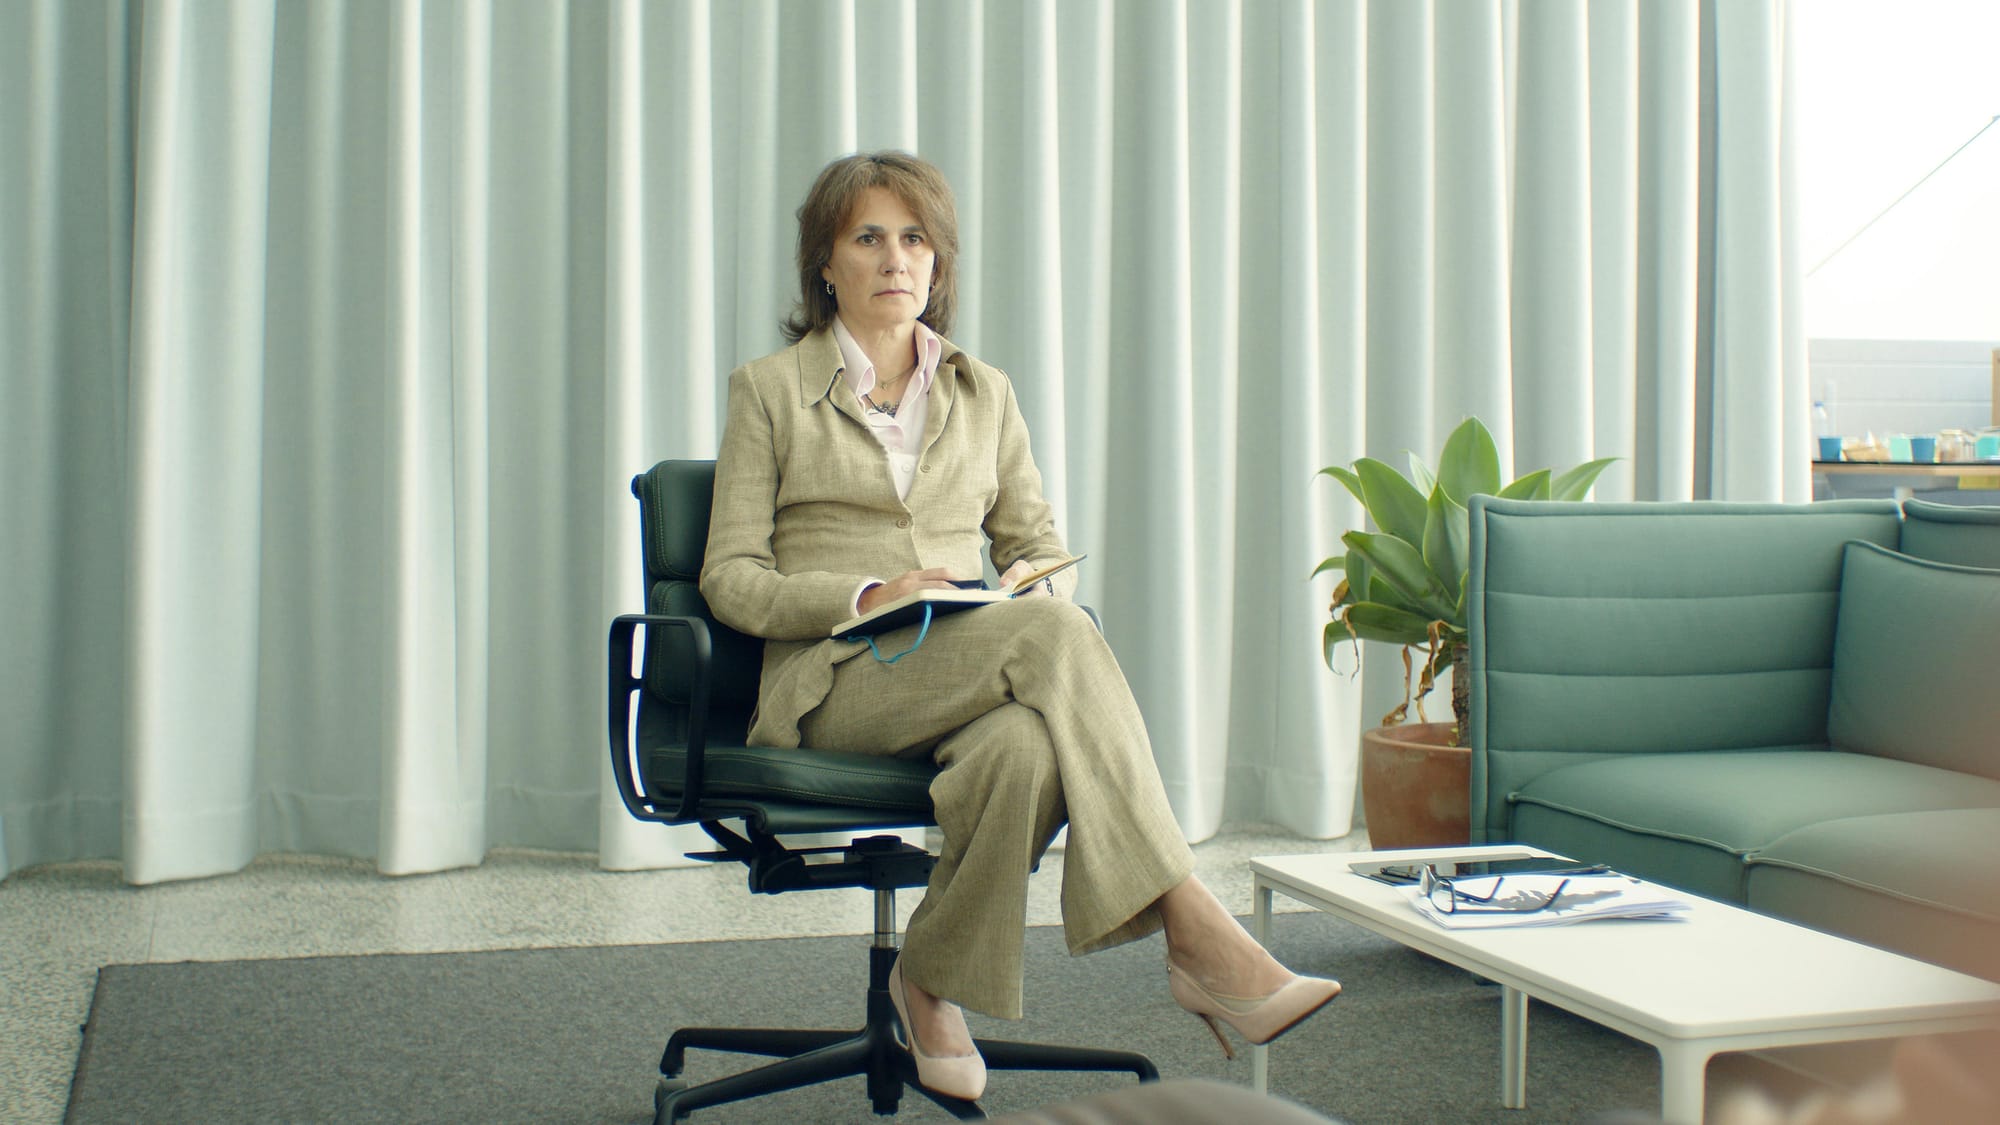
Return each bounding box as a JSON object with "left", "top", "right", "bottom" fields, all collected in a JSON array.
[{"left": 608, "top": 459, "right": 1159, "bottom": 1123}]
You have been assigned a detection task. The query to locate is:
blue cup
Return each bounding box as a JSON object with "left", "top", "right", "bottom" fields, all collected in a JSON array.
[
  {"left": 1816, "top": 435, "right": 1843, "bottom": 461},
  {"left": 1910, "top": 435, "right": 1937, "bottom": 463},
  {"left": 1979, "top": 434, "right": 2000, "bottom": 460}
]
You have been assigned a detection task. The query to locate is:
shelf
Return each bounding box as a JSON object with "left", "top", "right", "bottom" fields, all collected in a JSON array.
[{"left": 1813, "top": 461, "right": 2000, "bottom": 480}]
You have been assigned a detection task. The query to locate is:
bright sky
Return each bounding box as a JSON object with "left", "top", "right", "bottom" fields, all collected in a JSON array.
[{"left": 1795, "top": 0, "right": 2000, "bottom": 341}]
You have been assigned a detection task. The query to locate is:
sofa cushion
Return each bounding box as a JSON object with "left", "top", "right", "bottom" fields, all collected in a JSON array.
[
  {"left": 1829, "top": 541, "right": 2000, "bottom": 782},
  {"left": 1747, "top": 808, "right": 2000, "bottom": 981},
  {"left": 1901, "top": 499, "right": 2000, "bottom": 569},
  {"left": 1513, "top": 802, "right": 1753, "bottom": 903},
  {"left": 1508, "top": 750, "right": 2000, "bottom": 902}
]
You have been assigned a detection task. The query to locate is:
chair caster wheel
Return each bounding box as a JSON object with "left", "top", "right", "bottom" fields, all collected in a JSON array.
[{"left": 655, "top": 1077, "right": 692, "bottom": 1123}]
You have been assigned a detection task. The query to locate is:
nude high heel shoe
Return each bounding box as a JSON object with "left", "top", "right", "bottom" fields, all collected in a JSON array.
[
  {"left": 887, "top": 958, "right": 987, "bottom": 1101},
  {"left": 1166, "top": 958, "right": 1342, "bottom": 1060}
]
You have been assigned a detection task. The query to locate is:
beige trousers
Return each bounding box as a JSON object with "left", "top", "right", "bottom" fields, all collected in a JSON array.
[{"left": 791, "top": 597, "right": 1195, "bottom": 1020}]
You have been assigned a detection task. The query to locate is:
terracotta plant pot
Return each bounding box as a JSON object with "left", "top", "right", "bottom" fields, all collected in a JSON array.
[{"left": 1359, "top": 721, "right": 1471, "bottom": 849}]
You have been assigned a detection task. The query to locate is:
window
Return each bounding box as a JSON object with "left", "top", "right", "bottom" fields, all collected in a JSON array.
[{"left": 1797, "top": 0, "right": 1999, "bottom": 342}]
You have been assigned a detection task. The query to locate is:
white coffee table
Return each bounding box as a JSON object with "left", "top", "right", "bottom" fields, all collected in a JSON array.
[{"left": 1250, "top": 845, "right": 2000, "bottom": 1123}]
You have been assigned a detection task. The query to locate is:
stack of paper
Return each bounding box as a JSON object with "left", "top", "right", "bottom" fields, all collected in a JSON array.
[{"left": 1405, "top": 872, "right": 1691, "bottom": 930}]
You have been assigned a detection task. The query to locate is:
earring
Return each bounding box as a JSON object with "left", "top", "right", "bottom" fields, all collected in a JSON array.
[{"left": 825, "top": 281, "right": 835, "bottom": 296}]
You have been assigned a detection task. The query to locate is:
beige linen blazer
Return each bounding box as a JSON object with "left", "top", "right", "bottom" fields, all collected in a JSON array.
[{"left": 701, "top": 327, "right": 1077, "bottom": 748}]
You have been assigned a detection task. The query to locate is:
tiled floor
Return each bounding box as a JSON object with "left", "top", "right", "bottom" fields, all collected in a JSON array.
[{"left": 0, "top": 825, "right": 1355, "bottom": 1124}]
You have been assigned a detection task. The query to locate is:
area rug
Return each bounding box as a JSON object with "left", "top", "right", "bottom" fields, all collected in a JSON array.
[{"left": 68, "top": 913, "right": 1673, "bottom": 1123}]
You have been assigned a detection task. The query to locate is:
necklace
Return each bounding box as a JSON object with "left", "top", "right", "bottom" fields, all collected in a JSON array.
[{"left": 863, "top": 362, "right": 917, "bottom": 418}]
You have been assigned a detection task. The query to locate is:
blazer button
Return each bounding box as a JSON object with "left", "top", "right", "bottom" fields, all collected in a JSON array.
[
  {"left": 896, "top": 517, "right": 911, "bottom": 529},
  {"left": 920, "top": 462, "right": 931, "bottom": 472}
]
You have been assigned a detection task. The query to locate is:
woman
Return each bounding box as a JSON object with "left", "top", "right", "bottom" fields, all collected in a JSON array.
[{"left": 701, "top": 151, "right": 1338, "bottom": 1100}]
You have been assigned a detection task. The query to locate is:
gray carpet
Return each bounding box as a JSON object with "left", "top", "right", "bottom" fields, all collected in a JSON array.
[{"left": 68, "top": 913, "right": 1675, "bottom": 1124}]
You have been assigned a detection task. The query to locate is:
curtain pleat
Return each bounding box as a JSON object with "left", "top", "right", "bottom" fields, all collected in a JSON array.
[
  {"left": 1242, "top": 0, "right": 1360, "bottom": 837},
  {"left": 257, "top": 0, "right": 384, "bottom": 858},
  {"left": 1, "top": 0, "right": 1805, "bottom": 883},
  {"left": 1293, "top": 0, "right": 1368, "bottom": 831},
  {"left": 1365, "top": 0, "right": 1437, "bottom": 459},
  {"left": 377, "top": 0, "right": 484, "bottom": 874},
  {"left": 1634, "top": 0, "right": 1701, "bottom": 501},
  {"left": 1586, "top": 0, "right": 1638, "bottom": 502},
  {"left": 1180, "top": 0, "right": 1243, "bottom": 834},
  {"left": 1509, "top": 0, "right": 1594, "bottom": 474},
  {"left": 1708, "top": 0, "right": 1807, "bottom": 501},
  {"left": 1051, "top": 0, "right": 1116, "bottom": 547},
  {"left": 0, "top": 0, "right": 138, "bottom": 877},
  {"left": 1433, "top": 0, "right": 1514, "bottom": 454},
  {"left": 445, "top": 0, "right": 496, "bottom": 871},
  {"left": 1100, "top": 0, "right": 1205, "bottom": 824},
  {"left": 122, "top": 0, "right": 278, "bottom": 884},
  {"left": 595, "top": 0, "right": 715, "bottom": 870},
  {"left": 997, "top": 0, "right": 1074, "bottom": 516}
]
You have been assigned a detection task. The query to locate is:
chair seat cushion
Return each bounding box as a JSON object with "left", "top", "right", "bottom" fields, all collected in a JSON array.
[
  {"left": 1509, "top": 750, "right": 2000, "bottom": 901},
  {"left": 647, "top": 743, "right": 938, "bottom": 818}
]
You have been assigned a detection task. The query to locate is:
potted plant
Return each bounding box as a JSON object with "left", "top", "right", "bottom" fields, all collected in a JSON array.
[{"left": 1316, "top": 417, "right": 1613, "bottom": 847}]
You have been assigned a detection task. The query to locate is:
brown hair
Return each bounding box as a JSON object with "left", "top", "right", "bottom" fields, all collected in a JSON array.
[{"left": 781, "top": 151, "right": 959, "bottom": 343}]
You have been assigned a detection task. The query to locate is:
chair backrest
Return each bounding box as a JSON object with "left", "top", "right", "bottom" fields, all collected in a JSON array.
[
  {"left": 631, "top": 460, "right": 764, "bottom": 780},
  {"left": 623, "top": 459, "right": 940, "bottom": 837}
]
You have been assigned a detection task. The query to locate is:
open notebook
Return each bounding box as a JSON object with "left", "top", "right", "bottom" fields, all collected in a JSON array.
[{"left": 832, "top": 555, "right": 1085, "bottom": 638}]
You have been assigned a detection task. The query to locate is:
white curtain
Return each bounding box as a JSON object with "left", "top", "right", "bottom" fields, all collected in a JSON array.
[{"left": 0, "top": 0, "right": 1805, "bottom": 884}]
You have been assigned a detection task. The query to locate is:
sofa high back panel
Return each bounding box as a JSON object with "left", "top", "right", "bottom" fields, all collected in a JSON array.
[
  {"left": 1901, "top": 498, "right": 2000, "bottom": 569},
  {"left": 1465, "top": 498, "right": 1903, "bottom": 843}
]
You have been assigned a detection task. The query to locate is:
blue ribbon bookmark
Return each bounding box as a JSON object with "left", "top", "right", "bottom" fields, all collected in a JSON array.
[{"left": 859, "top": 603, "right": 934, "bottom": 664}]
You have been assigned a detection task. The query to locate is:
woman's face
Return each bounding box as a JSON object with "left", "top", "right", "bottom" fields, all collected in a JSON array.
[{"left": 821, "top": 186, "right": 935, "bottom": 338}]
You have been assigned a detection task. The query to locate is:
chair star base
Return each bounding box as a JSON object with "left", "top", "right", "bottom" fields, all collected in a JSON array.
[{"left": 656, "top": 942, "right": 1159, "bottom": 1122}]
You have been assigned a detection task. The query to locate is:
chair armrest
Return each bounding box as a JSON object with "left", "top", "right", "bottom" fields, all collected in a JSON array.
[{"left": 608, "top": 612, "right": 712, "bottom": 823}]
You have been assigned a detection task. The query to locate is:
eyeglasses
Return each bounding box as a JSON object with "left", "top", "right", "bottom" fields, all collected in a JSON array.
[{"left": 1419, "top": 865, "right": 1570, "bottom": 915}]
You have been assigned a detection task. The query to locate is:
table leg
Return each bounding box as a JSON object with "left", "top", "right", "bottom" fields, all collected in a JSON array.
[
  {"left": 1251, "top": 881, "right": 1272, "bottom": 1094},
  {"left": 1500, "top": 985, "right": 1528, "bottom": 1109},
  {"left": 1657, "top": 1043, "right": 1711, "bottom": 1124}
]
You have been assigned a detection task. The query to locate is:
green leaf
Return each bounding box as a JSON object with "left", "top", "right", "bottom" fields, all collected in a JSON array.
[
  {"left": 1407, "top": 454, "right": 1437, "bottom": 497},
  {"left": 1436, "top": 417, "right": 1502, "bottom": 505},
  {"left": 1342, "top": 530, "right": 1456, "bottom": 622},
  {"left": 1317, "top": 465, "right": 1367, "bottom": 507},
  {"left": 1366, "top": 573, "right": 1404, "bottom": 608},
  {"left": 1310, "top": 555, "right": 1346, "bottom": 579},
  {"left": 1340, "top": 602, "right": 1437, "bottom": 647},
  {"left": 1550, "top": 457, "right": 1618, "bottom": 501},
  {"left": 1346, "top": 552, "right": 1376, "bottom": 610},
  {"left": 1354, "top": 458, "right": 1429, "bottom": 546},
  {"left": 1497, "top": 468, "right": 1552, "bottom": 500},
  {"left": 1449, "top": 513, "right": 1470, "bottom": 615},
  {"left": 1419, "top": 486, "right": 1468, "bottom": 599},
  {"left": 1322, "top": 621, "right": 1352, "bottom": 668}
]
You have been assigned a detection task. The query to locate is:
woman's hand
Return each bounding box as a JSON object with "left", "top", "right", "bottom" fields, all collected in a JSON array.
[
  {"left": 857, "top": 567, "right": 965, "bottom": 616},
  {"left": 999, "top": 559, "right": 1053, "bottom": 598}
]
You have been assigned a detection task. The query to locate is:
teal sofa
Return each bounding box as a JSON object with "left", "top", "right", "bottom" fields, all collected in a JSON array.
[{"left": 1466, "top": 496, "right": 2000, "bottom": 981}]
